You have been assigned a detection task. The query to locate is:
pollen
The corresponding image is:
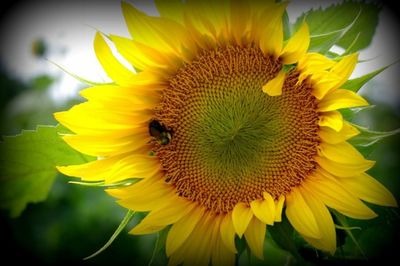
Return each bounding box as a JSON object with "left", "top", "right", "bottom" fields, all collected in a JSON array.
[{"left": 151, "top": 45, "right": 320, "bottom": 213}]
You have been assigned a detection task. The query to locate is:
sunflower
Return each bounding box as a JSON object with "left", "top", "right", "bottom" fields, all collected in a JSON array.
[{"left": 55, "top": 1, "right": 397, "bottom": 265}]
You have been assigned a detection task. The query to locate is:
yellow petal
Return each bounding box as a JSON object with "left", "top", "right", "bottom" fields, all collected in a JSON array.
[
  {"left": 318, "top": 111, "right": 343, "bottom": 132},
  {"left": 130, "top": 197, "right": 195, "bottom": 235},
  {"left": 79, "top": 84, "right": 160, "bottom": 109},
  {"left": 339, "top": 173, "right": 397, "bottom": 207},
  {"left": 154, "top": 0, "right": 184, "bottom": 24},
  {"left": 183, "top": 14, "right": 218, "bottom": 49},
  {"left": 298, "top": 53, "right": 336, "bottom": 83},
  {"left": 179, "top": 212, "right": 217, "bottom": 266},
  {"left": 317, "top": 142, "right": 375, "bottom": 177},
  {"left": 212, "top": 231, "right": 236, "bottom": 266},
  {"left": 298, "top": 53, "right": 335, "bottom": 72},
  {"left": 311, "top": 54, "right": 358, "bottom": 99},
  {"left": 244, "top": 217, "right": 266, "bottom": 259},
  {"left": 316, "top": 156, "right": 375, "bottom": 178},
  {"left": 166, "top": 207, "right": 205, "bottom": 256},
  {"left": 300, "top": 185, "right": 336, "bottom": 254},
  {"left": 107, "top": 174, "right": 160, "bottom": 198},
  {"left": 262, "top": 70, "right": 285, "bottom": 96},
  {"left": 187, "top": 0, "right": 230, "bottom": 35},
  {"left": 93, "top": 33, "right": 136, "bottom": 86},
  {"left": 167, "top": 211, "right": 210, "bottom": 266},
  {"left": 197, "top": 215, "right": 222, "bottom": 266},
  {"left": 307, "top": 174, "right": 377, "bottom": 219},
  {"left": 286, "top": 188, "right": 321, "bottom": 239},
  {"left": 121, "top": 1, "right": 194, "bottom": 58},
  {"left": 54, "top": 102, "right": 151, "bottom": 138},
  {"left": 318, "top": 142, "right": 368, "bottom": 165},
  {"left": 58, "top": 153, "right": 159, "bottom": 182},
  {"left": 318, "top": 89, "right": 369, "bottom": 112},
  {"left": 259, "top": 11, "right": 284, "bottom": 57},
  {"left": 168, "top": 245, "right": 185, "bottom": 266},
  {"left": 232, "top": 203, "right": 253, "bottom": 238},
  {"left": 111, "top": 35, "right": 172, "bottom": 71},
  {"left": 220, "top": 213, "right": 237, "bottom": 253},
  {"left": 182, "top": 0, "right": 231, "bottom": 47},
  {"left": 319, "top": 122, "right": 360, "bottom": 144},
  {"left": 57, "top": 156, "right": 121, "bottom": 182},
  {"left": 116, "top": 184, "right": 175, "bottom": 212},
  {"left": 250, "top": 193, "right": 275, "bottom": 225},
  {"left": 131, "top": 224, "right": 166, "bottom": 236},
  {"left": 280, "top": 23, "right": 310, "bottom": 65},
  {"left": 58, "top": 103, "right": 150, "bottom": 127},
  {"left": 311, "top": 71, "right": 342, "bottom": 100},
  {"left": 230, "top": 0, "right": 251, "bottom": 44},
  {"left": 61, "top": 131, "right": 150, "bottom": 157},
  {"left": 330, "top": 53, "right": 359, "bottom": 89},
  {"left": 274, "top": 195, "right": 285, "bottom": 222},
  {"left": 249, "top": 1, "right": 286, "bottom": 44}
]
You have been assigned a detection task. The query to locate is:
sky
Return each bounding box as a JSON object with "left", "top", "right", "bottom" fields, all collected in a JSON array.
[{"left": 0, "top": 0, "right": 399, "bottom": 108}]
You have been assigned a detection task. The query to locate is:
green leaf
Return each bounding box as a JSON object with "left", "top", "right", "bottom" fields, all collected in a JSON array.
[
  {"left": 84, "top": 210, "right": 135, "bottom": 260},
  {"left": 333, "top": 211, "right": 366, "bottom": 259},
  {"left": 263, "top": 236, "right": 295, "bottom": 266},
  {"left": 282, "top": 11, "right": 291, "bottom": 41},
  {"left": 69, "top": 178, "right": 140, "bottom": 188},
  {"left": 295, "top": 1, "right": 381, "bottom": 54},
  {"left": 148, "top": 228, "right": 169, "bottom": 266},
  {"left": 349, "top": 124, "right": 400, "bottom": 148},
  {"left": 335, "top": 225, "right": 361, "bottom": 231},
  {"left": 340, "top": 105, "right": 375, "bottom": 122},
  {"left": 308, "top": 20, "right": 359, "bottom": 54},
  {"left": 336, "top": 2, "right": 381, "bottom": 54},
  {"left": 268, "top": 215, "right": 303, "bottom": 263},
  {"left": 342, "top": 65, "right": 393, "bottom": 92},
  {"left": 30, "top": 75, "right": 54, "bottom": 91},
  {"left": 0, "top": 125, "right": 94, "bottom": 217}
]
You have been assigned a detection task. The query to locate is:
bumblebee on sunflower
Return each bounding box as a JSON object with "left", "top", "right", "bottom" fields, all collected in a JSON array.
[{"left": 55, "top": 1, "right": 397, "bottom": 265}]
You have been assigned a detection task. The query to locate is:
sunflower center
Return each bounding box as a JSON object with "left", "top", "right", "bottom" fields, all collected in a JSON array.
[{"left": 152, "top": 45, "right": 320, "bottom": 213}]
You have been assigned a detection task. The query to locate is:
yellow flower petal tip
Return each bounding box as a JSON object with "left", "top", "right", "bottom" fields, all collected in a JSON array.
[
  {"left": 274, "top": 195, "right": 285, "bottom": 222},
  {"left": 318, "top": 89, "right": 369, "bottom": 112},
  {"left": 232, "top": 203, "right": 253, "bottom": 238},
  {"left": 262, "top": 70, "right": 285, "bottom": 96},
  {"left": 280, "top": 23, "right": 310, "bottom": 65}
]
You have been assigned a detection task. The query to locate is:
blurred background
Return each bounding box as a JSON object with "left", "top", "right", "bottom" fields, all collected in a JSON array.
[{"left": 0, "top": 0, "right": 399, "bottom": 265}]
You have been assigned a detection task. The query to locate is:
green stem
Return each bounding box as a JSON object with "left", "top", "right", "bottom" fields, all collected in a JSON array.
[{"left": 84, "top": 210, "right": 135, "bottom": 260}]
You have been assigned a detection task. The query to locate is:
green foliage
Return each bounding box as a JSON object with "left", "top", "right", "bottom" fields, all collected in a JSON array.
[
  {"left": 333, "top": 211, "right": 366, "bottom": 258},
  {"left": 148, "top": 228, "right": 169, "bottom": 266},
  {"left": 0, "top": 71, "right": 27, "bottom": 107},
  {"left": 295, "top": 1, "right": 381, "bottom": 54},
  {"left": 349, "top": 125, "right": 400, "bottom": 156},
  {"left": 69, "top": 178, "right": 140, "bottom": 188},
  {"left": 0, "top": 72, "right": 83, "bottom": 136},
  {"left": 2, "top": 176, "right": 140, "bottom": 265},
  {"left": 337, "top": 206, "right": 400, "bottom": 261},
  {"left": 342, "top": 65, "right": 393, "bottom": 92},
  {"left": 85, "top": 210, "right": 135, "bottom": 260},
  {"left": 282, "top": 11, "right": 291, "bottom": 41},
  {"left": 340, "top": 106, "right": 375, "bottom": 123},
  {"left": 268, "top": 216, "right": 303, "bottom": 264},
  {"left": 30, "top": 75, "right": 54, "bottom": 91},
  {"left": 0, "top": 125, "right": 94, "bottom": 217},
  {"left": 237, "top": 236, "right": 295, "bottom": 266},
  {"left": 350, "top": 125, "right": 400, "bottom": 148}
]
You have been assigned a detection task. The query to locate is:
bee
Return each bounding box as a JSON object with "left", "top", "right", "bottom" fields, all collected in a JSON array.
[{"left": 148, "top": 119, "right": 172, "bottom": 145}]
